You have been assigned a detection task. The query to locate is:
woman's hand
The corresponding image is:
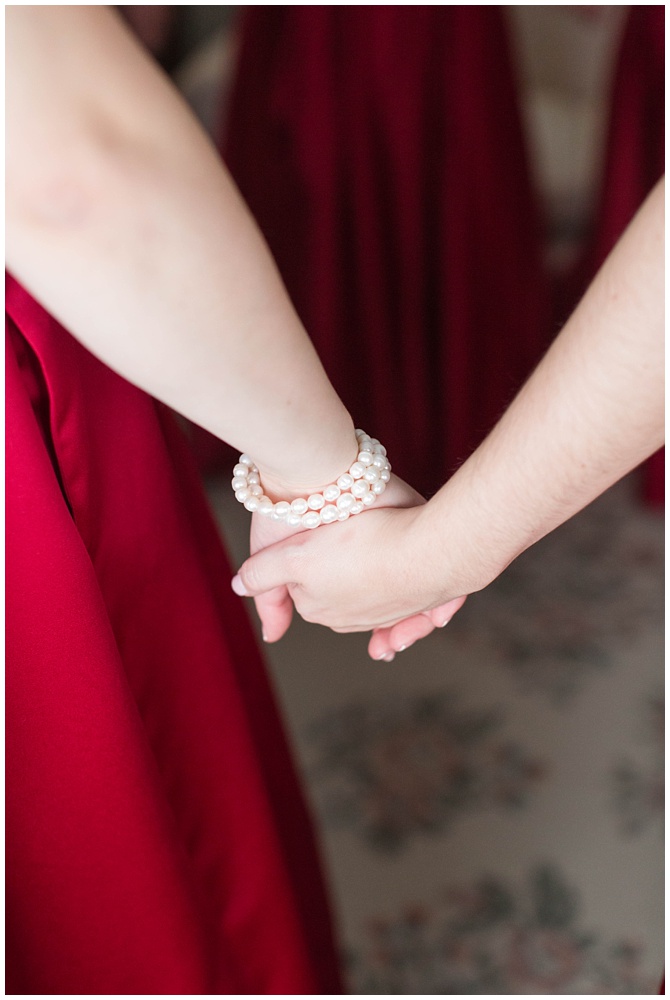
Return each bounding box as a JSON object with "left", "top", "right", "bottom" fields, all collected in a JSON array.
[
  {"left": 246, "top": 510, "right": 298, "bottom": 643},
  {"left": 235, "top": 477, "right": 467, "bottom": 659}
]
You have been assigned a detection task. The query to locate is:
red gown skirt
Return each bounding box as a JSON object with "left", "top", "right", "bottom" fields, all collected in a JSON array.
[{"left": 5, "top": 274, "right": 343, "bottom": 995}]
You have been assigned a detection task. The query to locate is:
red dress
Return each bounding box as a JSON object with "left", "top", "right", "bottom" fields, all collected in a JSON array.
[
  {"left": 219, "top": 6, "right": 551, "bottom": 498},
  {"left": 5, "top": 274, "right": 343, "bottom": 994}
]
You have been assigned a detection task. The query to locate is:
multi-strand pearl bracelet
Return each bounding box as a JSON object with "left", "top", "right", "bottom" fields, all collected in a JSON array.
[{"left": 231, "top": 429, "right": 391, "bottom": 528}]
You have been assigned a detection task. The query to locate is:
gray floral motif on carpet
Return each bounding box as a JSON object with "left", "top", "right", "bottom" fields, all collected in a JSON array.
[
  {"left": 612, "top": 692, "right": 664, "bottom": 836},
  {"left": 347, "top": 865, "right": 658, "bottom": 995},
  {"left": 448, "top": 483, "right": 664, "bottom": 703},
  {"left": 306, "top": 692, "right": 545, "bottom": 851}
]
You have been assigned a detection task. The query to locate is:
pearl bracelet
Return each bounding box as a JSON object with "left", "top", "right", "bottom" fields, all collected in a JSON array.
[{"left": 231, "top": 429, "right": 391, "bottom": 528}]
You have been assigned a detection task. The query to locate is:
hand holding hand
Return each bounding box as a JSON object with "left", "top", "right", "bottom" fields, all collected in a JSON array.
[{"left": 234, "top": 476, "right": 467, "bottom": 659}]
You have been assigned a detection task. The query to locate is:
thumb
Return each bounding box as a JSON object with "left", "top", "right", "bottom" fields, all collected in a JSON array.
[
  {"left": 232, "top": 539, "right": 295, "bottom": 599},
  {"left": 254, "top": 587, "right": 294, "bottom": 644}
]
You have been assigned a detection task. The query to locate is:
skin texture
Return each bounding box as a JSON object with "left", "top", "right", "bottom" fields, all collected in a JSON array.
[
  {"left": 6, "top": 5, "right": 356, "bottom": 492},
  {"left": 236, "top": 178, "right": 664, "bottom": 659},
  {"left": 6, "top": 5, "right": 454, "bottom": 648}
]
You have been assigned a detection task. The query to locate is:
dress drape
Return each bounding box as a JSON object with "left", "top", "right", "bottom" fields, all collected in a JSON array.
[
  {"left": 220, "top": 6, "right": 551, "bottom": 497},
  {"left": 6, "top": 274, "right": 343, "bottom": 995}
]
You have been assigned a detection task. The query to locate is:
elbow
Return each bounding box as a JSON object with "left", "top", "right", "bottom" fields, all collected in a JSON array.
[
  {"left": 8, "top": 166, "right": 100, "bottom": 232},
  {"left": 7, "top": 117, "right": 155, "bottom": 235}
]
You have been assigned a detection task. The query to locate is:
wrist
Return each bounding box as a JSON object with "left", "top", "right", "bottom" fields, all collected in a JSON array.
[
  {"left": 253, "top": 415, "right": 359, "bottom": 502},
  {"left": 233, "top": 428, "right": 392, "bottom": 527},
  {"left": 412, "top": 471, "right": 508, "bottom": 603},
  {"left": 259, "top": 443, "right": 359, "bottom": 503}
]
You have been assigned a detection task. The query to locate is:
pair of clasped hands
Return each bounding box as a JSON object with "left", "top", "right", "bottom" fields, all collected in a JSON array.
[
  {"left": 232, "top": 467, "right": 469, "bottom": 663},
  {"left": 228, "top": 178, "right": 665, "bottom": 660}
]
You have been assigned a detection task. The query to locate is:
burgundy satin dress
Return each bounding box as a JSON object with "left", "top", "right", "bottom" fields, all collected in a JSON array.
[
  {"left": 205, "top": 7, "right": 662, "bottom": 509},
  {"left": 218, "top": 6, "right": 551, "bottom": 498},
  {"left": 6, "top": 274, "right": 343, "bottom": 994}
]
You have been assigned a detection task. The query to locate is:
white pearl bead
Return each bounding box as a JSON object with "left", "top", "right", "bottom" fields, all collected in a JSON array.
[
  {"left": 233, "top": 437, "right": 388, "bottom": 525},
  {"left": 336, "top": 493, "right": 356, "bottom": 511},
  {"left": 351, "top": 480, "right": 370, "bottom": 498},
  {"left": 320, "top": 504, "right": 339, "bottom": 523},
  {"left": 337, "top": 473, "right": 354, "bottom": 491}
]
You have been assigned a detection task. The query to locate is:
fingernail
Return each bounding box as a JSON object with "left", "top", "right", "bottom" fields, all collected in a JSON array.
[
  {"left": 397, "top": 645, "right": 407, "bottom": 652},
  {"left": 231, "top": 574, "right": 249, "bottom": 597},
  {"left": 262, "top": 632, "right": 268, "bottom": 642},
  {"left": 382, "top": 652, "right": 395, "bottom": 662},
  {"left": 439, "top": 615, "right": 453, "bottom": 628}
]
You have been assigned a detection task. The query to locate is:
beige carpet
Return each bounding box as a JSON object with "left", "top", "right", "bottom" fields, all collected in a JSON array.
[{"left": 206, "top": 470, "right": 663, "bottom": 995}]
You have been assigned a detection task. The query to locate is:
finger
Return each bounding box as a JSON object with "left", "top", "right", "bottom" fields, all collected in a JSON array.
[
  {"left": 425, "top": 595, "right": 467, "bottom": 627},
  {"left": 232, "top": 539, "right": 295, "bottom": 598},
  {"left": 368, "top": 626, "right": 397, "bottom": 661},
  {"left": 367, "top": 614, "right": 434, "bottom": 660},
  {"left": 368, "top": 597, "right": 467, "bottom": 660},
  {"left": 385, "top": 596, "right": 466, "bottom": 652},
  {"left": 387, "top": 613, "right": 436, "bottom": 652},
  {"left": 254, "top": 586, "right": 294, "bottom": 643}
]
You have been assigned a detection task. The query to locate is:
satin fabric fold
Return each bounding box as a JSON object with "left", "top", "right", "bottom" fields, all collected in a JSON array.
[
  {"left": 6, "top": 274, "right": 343, "bottom": 995},
  {"left": 219, "top": 6, "right": 551, "bottom": 497}
]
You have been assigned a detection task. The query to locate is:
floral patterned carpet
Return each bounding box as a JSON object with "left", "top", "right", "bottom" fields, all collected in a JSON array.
[{"left": 208, "top": 472, "right": 664, "bottom": 995}]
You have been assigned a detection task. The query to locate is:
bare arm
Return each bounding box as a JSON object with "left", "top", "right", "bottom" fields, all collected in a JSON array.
[
  {"left": 236, "top": 178, "right": 664, "bottom": 655},
  {"left": 7, "top": 5, "right": 446, "bottom": 647},
  {"left": 6, "top": 5, "right": 355, "bottom": 496},
  {"left": 415, "top": 175, "right": 664, "bottom": 597}
]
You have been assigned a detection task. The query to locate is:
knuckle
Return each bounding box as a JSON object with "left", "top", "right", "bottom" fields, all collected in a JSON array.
[{"left": 240, "top": 559, "right": 261, "bottom": 593}]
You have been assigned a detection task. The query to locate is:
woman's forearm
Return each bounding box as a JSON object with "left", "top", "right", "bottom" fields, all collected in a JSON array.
[
  {"left": 419, "top": 177, "right": 664, "bottom": 600},
  {"left": 6, "top": 6, "right": 355, "bottom": 495}
]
